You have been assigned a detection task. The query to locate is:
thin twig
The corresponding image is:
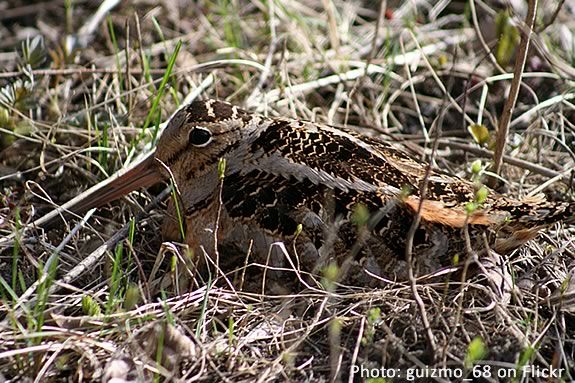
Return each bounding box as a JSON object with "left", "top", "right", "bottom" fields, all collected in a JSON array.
[
  {"left": 0, "top": 60, "right": 266, "bottom": 79},
  {"left": 439, "top": 141, "right": 564, "bottom": 180},
  {"left": 490, "top": 0, "right": 538, "bottom": 186},
  {"left": 400, "top": 32, "right": 429, "bottom": 141},
  {"left": 536, "top": 0, "right": 566, "bottom": 32},
  {"left": 347, "top": 316, "right": 365, "bottom": 383},
  {"left": 321, "top": 0, "right": 340, "bottom": 54},
  {"left": 469, "top": 0, "right": 505, "bottom": 74},
  {"left": 402, "top": 30, "right": 440, "bottom": 359}
]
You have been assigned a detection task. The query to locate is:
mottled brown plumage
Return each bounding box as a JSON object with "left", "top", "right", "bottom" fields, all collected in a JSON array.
[{"left": 34, "top": 99, "right": 575, "bottom": 281}]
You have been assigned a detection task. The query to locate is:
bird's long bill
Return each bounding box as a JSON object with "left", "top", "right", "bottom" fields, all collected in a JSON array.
[{"left": 33, "top": 152, "right": 163, "bottom": 229}]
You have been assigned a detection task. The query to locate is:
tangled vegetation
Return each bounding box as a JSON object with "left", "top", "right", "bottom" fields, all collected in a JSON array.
[{"left": 0, "top": 0, "right": 574, "bottom": 381}]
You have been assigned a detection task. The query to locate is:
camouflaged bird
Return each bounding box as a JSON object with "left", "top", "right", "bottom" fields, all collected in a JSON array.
[{"left": 37, "top": 99, "right": 575, "bottom": 282}]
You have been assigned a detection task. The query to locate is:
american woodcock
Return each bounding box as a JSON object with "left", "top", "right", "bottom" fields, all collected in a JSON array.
[{"left": 36, "top": 99, "right": 575, "bottom": 281}]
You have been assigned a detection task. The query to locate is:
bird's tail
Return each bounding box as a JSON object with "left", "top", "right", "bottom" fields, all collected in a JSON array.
[
  {"left": 495, "top": 194, "right": 575, "bottom": 228},
  {"left": 491, "top": 195, "right": 574, "bottom": 253}
]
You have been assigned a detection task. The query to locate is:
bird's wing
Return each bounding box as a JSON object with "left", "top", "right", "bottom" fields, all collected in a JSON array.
[
  {"left": 220, "top": 168, "right": 401, "bottom": 239},
  {"left": 244, "top": 118, "right": 488, "bottom": 205}
]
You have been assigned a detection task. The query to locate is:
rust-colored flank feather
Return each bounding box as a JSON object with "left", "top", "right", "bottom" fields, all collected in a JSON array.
[{"left": 34, "top": 99, "right": 575, "bottom": 280}]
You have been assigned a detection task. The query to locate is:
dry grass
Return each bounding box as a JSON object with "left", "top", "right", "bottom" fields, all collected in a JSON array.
[{"left": 1, "top": 0, "right": 574, "bottom": 381}]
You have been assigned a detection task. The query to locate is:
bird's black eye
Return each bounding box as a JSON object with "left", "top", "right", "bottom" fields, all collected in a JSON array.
[{"left": 189, "top": 127, "right": 212, "bottom": 147}]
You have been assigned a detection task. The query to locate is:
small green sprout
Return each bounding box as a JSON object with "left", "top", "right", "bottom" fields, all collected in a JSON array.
[
  {"left": 468, "top": 124, "right": 490, "bottom": 146},
  {"left": 470, "top": 159, "right": 482, "bottom": 175},
  {"left": 218, "top": 157, "right": 227, "bottom": 179},
  {"left": 351, "top": 203, "right": 370, "bottom": 227},
  {"left": 82, "top": 295, "right": 102, "bottom": 316},
  {"left": 464, "top": 337, "right": 487, "bottom": 368},
  {"left": 294, "top": 223, "right": 303, "bottom": 239},
  {"left": 475, "top": 186, "right": 489, "bottom": 204},
  {"left": 465, "top": 202, "right": 477, "bottom": 215},
  {"left": 321, "top": 262, "right": 340, "bottom": 291},
  {"left": 123, "top": 284, "right": 140, "bottom": 311}
]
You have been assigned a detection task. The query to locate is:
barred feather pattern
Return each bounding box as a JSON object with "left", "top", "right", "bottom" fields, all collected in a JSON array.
[{"left": 154, "top": 99, "right": 574, "bottom": 281}]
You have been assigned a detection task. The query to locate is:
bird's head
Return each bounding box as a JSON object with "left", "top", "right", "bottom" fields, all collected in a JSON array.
[
  {"left": 32, "top": 99, "right": 251, "bottom": 228},
  {"left": 154, "top": 99, "right": 249, "bottom": 184}
]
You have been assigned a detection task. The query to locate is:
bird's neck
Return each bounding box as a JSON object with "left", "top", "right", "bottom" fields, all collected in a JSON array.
[{"left": 177, "top": 168, "right": 221, "bottom": 213}]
